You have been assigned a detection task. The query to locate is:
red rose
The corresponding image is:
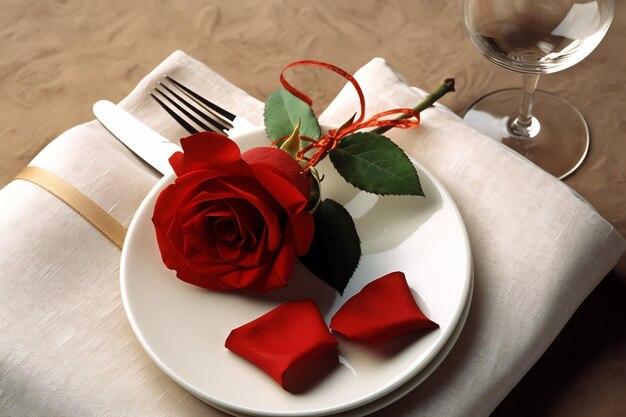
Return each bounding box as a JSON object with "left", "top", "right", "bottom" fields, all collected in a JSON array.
[{"left": 152, "top": 132, "right": 314, "bottom": 292}]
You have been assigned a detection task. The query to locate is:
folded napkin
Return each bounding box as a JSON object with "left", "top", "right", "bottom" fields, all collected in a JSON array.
[{"left": 0, "top": 51, "right": 623, "bottom": 416}]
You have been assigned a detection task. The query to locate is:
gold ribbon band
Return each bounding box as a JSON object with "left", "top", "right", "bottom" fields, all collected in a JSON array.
[{"left": 15, "top": 166, "right": 127, "bottom": 249}]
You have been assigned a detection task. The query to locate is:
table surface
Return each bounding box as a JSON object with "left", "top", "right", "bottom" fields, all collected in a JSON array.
[{"left": 1, "top": 1, "right": 624, "bottom": 415}]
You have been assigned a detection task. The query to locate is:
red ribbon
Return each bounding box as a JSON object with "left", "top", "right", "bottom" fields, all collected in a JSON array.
[{"left": 279, "top": 60, "right": 421, "bottom": 170}]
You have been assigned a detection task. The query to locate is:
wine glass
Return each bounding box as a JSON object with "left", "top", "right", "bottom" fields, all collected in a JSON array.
[{"left": 461, "top": 0, "right": 615, "bottom": 179}]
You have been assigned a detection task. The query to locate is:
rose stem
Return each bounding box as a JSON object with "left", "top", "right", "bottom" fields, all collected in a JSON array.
[{"left": 371, "top": 78, "right": 455, "bottom": 135}]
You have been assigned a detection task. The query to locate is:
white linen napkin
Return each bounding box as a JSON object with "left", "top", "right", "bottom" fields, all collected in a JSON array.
[
  {"left": 0, "top": 51, "right": 623, "bottom": 416},
  {"left": 322, "top": 59, "right": 626, "bottom": 415}
]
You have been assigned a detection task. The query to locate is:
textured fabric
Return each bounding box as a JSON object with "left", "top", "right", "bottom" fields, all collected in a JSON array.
[
  {"left": 14, "top": 166, "right": 127, "bottom": 249},
  {"left": 0, "top": 51, "right": 624, "bottom": 416},
  {"left": 321, "top": 58, "right": 626, "bottom": 416}
]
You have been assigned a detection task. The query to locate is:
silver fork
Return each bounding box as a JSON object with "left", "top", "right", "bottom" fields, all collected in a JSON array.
[{"left": 150, "top": 76, "right": 253, "bottom": 136}]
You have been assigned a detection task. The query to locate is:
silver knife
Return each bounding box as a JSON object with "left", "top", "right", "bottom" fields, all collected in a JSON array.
[{"left": 93, "top": 100, "right": 182, "bottom": 176}]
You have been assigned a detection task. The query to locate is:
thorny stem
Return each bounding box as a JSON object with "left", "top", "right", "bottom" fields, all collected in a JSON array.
[{"left": 371, "top": 78, "right": 456, "bottom": 135}]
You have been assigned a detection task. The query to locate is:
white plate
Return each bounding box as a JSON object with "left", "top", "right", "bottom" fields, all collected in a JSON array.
[
  {"left": 214, "top": 271, "right": 474, "bottom": 417},
  {"left": 121, "top": 126, "right": 473, "bottom": 416},
  {"left": 342, "top": 270, "right": 473, "bottom": 417}
]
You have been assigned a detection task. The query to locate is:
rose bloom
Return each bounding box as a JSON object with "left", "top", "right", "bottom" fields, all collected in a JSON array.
[{"left": 152, "top": 132, "right": 314, "bottom": 292}]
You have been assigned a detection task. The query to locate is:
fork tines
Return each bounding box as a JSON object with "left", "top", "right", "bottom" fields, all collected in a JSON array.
[{"left": 150, "top": 76, "right": 235, "bottom": 135}]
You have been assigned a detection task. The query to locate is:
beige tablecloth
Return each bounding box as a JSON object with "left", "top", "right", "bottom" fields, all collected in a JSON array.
[{"left": 0, "top": 51, "right": 624, "bottom": 416}]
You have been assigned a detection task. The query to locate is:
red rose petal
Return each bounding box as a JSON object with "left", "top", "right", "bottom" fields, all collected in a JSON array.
[
  {"left": 181, "top": 132, "right": 242, "bottom": 164},
  {"left": 330, "top": 271, "right": 439, "bottom": 344},
  {"left": 243, "top": 147, "right": 310, "bottom": 200},
  {"left": 154, "top": 136, "right": 315, "bottom": 293},
  {"left": 256, "top": 229, "right": 295, "bottom": 290},
  {"left": 250, "top": 167, "right": 314, "bottom": 254},
  {"left": 225, "top": 300, "right": 338, "bottom": 388},
  {"left": 169, "top": 133, "right": 250, "bottom": 177}
]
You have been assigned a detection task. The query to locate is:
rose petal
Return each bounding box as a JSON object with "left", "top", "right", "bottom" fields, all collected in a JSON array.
[
  {"left": 225, "top": 300, "right": 338, "bottom": 388},
  {"left": 249, "top": 168, "right": 313, "bottom": 254},
  {"left": 152, "top": 180, "right": 197, "bottom": 226},
  {"left": 243, "top": 147, "right": 310, "bottom": 199},
  {"left": 251, "top": 166, "right": 309, "bottom": 215},
  {"left": 211, "top": 263, "right": 270, "bottom": 290},
  {"left": 224, "top": 199, "right": 263, "bottom": 244},
  {"left": 170, "top": 133, "right": 249, "bottom": 176},
  {"left": 330, "top": 271, "right": 439, "bottom": 344},
  {"left": 258, "top": 227, "right": 296, "bottom": 290},
  {"left": 154, "top": 138, "right": 316, "bottom": 292},
  {"left": 217, "top": 181, "right": 284, "bottom": 252},
  {"left": 181, "top": 203, "right": 236, "bottom": 255},
  {"left": 177, "top": 183, "right": 276, "bottom": 264},
  {"left": 287, "top": 211, "right": 314, "bottom": 256},
  {"left": 181, "top": 132, "right": 242, "bottom": 164}
]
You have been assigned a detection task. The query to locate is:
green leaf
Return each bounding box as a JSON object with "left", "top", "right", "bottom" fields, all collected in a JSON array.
[
  {"left": 264, "top": 88, "right": 321, "bottom": 142},
  {"left": 299, "top": 199, "right": 360, "bottom": 295},
  {"left": 329, "top": 132, "right": 424, "bottom": 196}
]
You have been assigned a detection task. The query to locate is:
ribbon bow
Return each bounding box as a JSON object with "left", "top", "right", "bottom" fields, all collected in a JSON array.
[{"left": 279, "top": 60, "right": 421, "bottom": 171}]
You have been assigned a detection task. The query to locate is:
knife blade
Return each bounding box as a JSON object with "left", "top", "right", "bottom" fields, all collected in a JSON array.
[{"left": 93, "top": 100, "right": 181, "bottom": 176}]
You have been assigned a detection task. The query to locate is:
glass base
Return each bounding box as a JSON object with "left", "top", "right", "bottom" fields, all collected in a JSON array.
[{"left": 462, "top": 88, "right": 589, "bottom": 180}]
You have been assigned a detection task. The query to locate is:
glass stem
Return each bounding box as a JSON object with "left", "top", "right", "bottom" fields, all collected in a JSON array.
[{"left": 509, "top": 73, "right": 540, "bottom": 139}]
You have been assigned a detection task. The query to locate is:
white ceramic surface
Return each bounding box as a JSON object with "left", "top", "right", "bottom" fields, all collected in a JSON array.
[
  {"left": 219, "top": 271, "right": 474, "bottom": 417},
  {"left": 120, "top": 126, "right": 473, "bottom": 416}
]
